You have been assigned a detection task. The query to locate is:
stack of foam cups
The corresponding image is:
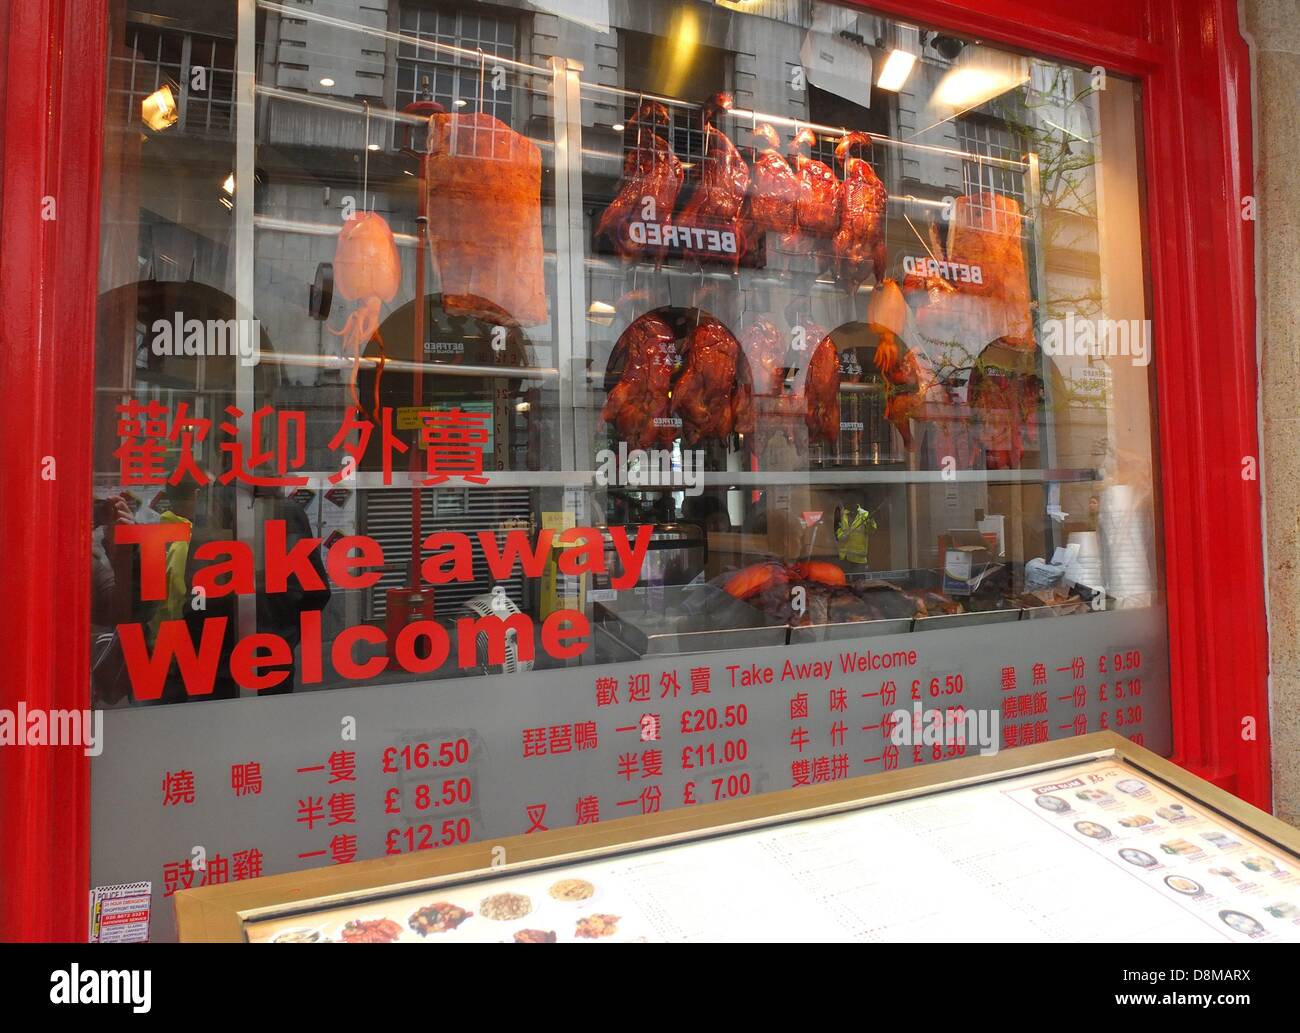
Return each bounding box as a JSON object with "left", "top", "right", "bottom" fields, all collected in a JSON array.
[
  {"left": 1097, "top": 485, "right": 1156, "bottom": 607},
  {"left": 1065, "top": 531, "right": 1103, "bottom": 592}
]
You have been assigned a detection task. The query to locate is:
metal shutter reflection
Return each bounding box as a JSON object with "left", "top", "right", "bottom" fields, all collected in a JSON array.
[{"left": 362, "top": 488, "right": 532, "bottom": 620}]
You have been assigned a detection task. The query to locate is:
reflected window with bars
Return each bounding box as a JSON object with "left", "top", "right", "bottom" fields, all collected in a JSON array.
[
  {"left": 109, "top": 23, "right": 235, "bottom": 136},
  {"left": 395, "top": 4, "right": 519, "bottom": 140},
  {"left": 617, "top": 99, "right": 710, "bottom": 188},
  {"left": 955, "top": 118, "right": 1027, "bottom": 208}
]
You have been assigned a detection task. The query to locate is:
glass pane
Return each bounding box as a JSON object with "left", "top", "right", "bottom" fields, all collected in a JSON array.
[{"left": 90, "top": 0, "right": 1168, "bottom": 934}]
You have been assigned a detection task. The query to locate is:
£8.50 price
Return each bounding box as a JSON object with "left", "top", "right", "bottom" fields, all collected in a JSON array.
[{"left": 384, "top": 777, "right": 473, "bottom": 813}]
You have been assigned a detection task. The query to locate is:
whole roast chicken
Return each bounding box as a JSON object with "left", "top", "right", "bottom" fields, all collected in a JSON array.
[
  {"left": 671, "top": 318, "right": 743, "bottom": 444},
  {"left": 595, "top": 101, "right": 684, "bottom": 265},
  {"left": 677, "top": 93, "right": 750, "bottom": 266},
  {"left": 601, "top": 313, "right": 678, "bottom": 449},
  {"left": 832, "top": 131, "right": 888, "bottom": 294},
  {"left": 748, "top": 123, "right": 798, "bottom": 237},
  {"left": 740, "top": 317, "right": 788, "bottom": 396}
]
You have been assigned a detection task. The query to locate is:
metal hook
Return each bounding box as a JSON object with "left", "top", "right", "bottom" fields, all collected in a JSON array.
[
  {"left": 634, "top": 92, "right": 646, "bottom": 162},
  {"left": 477, "top": 48, "right": 486, "bottom": 113},
  {"left": 361, "top": 100, "right": 371, "bottom": 210}
]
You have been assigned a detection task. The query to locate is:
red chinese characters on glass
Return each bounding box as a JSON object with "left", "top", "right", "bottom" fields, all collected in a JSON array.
[{"left": 420, "top": 407, "right": 490, "bottom": 485}]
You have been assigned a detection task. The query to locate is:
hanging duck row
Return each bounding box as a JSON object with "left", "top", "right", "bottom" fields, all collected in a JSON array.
[{"left": 594, "top": 92, "right": 889, "bottom": 294}]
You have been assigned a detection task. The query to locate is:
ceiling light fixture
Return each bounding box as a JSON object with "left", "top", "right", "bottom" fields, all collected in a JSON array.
[{"left": 141, "top": 85, "right": 178, "bottom": 131}]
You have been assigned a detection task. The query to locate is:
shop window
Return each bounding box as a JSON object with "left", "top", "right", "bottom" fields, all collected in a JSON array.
[{"left": 90, "top": 0, "right": 1171, "bottom": 930}]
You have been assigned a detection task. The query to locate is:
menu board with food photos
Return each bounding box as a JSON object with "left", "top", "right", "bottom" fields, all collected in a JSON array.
[{"left": 243, "top": 757, "right": 1300, "bottom": 943}]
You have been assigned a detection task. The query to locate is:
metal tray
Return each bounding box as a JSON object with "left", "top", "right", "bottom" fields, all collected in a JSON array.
[
  {"left": 789, "top": 616, "right": 913, "bottom": 645},
  {"left": 911, "top": 608, "right": 1021, "bottom": 633},
  {"left": 591, "top": 583, "right": 788, "bottom": 658}
]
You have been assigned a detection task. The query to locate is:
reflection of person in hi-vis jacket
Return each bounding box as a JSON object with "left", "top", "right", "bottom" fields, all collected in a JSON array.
[{"left": 836, "top": 505, "right": 876, "bottom": 568}]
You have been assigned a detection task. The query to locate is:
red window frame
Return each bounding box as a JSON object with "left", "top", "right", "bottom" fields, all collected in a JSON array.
[{"left": 0, "top": 0, "right": 1266, "bottom": 941}]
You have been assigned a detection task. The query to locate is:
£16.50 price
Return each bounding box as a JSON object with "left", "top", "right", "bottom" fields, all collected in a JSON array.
[{"left": 382, "top": 738, "right": 471, "bottom": 773}]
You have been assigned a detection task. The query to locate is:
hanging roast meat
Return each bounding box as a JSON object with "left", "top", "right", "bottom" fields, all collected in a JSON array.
[
  {"left": 832, "top": 131, "right": 888, "bottom": 294},
  {"left": 969, "top": 368, "right": 1041, "bottom": 468},
  {"left": 426, "top": 112, "right": 547, "bottom": 327},
  {"left": 883, "top": 350, "right": 937, "bottom": 451},
  {"left": 594, "top": 101, "right": 684, "bottom": 265},
  {"left": 671, "top": 318, "right": 744, "bottom": 444},
  {"left": 677, "top": 93, "right": 750, "bottom": 266},
  {"left": 803, "top": 330, "right": 841, "bottom": 447},
  {"left": 748, "top": 123, "right": 798, "bottom": 237},
  {"left": 945, "top": 192, "right": 1035, "bottom": 349},
  {"left": 785, "top": 128, "right": 841, "bottom": 245},
  {"left": 601, "top": 313, "right": 679, "bottom": 450}
]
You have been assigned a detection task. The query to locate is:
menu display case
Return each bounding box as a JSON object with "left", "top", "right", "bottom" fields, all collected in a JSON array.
[{"left": 175, "top": 733, "right": 1300, "bottom": 942}]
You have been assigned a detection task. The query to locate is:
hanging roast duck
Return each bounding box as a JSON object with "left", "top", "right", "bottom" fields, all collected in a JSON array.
[
  {"left": 595, "top": 101, "right": 684, "bottom": 265},
  {"left": 832, "top": 131, "right": 888, "bottom": 294},
  {"left": 677, "top": 93, "right": 750, "bottom": 267}
]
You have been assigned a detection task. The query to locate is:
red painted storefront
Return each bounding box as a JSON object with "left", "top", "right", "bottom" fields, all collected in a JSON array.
[{"left": 0, "top": 0, "right": 1268, "bottom": 941}]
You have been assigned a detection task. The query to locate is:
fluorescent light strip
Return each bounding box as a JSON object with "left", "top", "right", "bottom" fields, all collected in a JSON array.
[{"left": 877, "top": 50, "right": 916, "bottom": 92}]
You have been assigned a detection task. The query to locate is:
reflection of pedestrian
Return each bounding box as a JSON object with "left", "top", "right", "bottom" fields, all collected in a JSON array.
[
  {"left": 250, "top": 490, "right": 331, "bottom": 694},
  {"left": 181, "top": 487, "right": 330, "bottom": 700},
  {"left": 149, "top": 482, "right": 202, "bottom": 640},
  {"left": 682, "top": 494, "right": 730, "bottom": 532},
  {"left": 91, "top": 494, "right": 155, "bottom": 705}
]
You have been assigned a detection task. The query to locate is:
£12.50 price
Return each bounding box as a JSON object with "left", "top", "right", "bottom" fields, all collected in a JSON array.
[{"left": 385, "top": 818, "right": 472, "bottom": 855}]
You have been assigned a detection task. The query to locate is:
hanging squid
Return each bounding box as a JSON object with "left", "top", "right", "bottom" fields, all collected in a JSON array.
[{"left": 330, "top": 211, "right": 402, "bottom": 420}]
